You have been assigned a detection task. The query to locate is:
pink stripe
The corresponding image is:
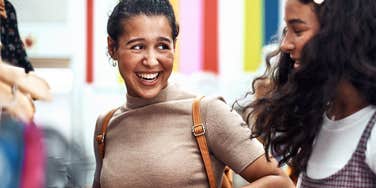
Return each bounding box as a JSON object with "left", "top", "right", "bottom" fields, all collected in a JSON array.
[
  {"left": 21, "top": 123, "right": 45, "bottom": 188},
  {"left": 179, "top": 0, "right": 202, "bottom": 74}
]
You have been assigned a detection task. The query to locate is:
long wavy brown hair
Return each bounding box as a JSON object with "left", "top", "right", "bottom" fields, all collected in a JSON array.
[{"left": 242, "top": 0, "right": 376, "bottom": 172}]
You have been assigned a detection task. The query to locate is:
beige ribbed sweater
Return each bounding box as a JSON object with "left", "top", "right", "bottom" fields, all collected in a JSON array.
[{"left": 93, "top": 83, "right": 264, "bottom": 188}]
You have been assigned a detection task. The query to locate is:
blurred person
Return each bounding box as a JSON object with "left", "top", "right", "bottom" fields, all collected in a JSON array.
[
  {"left": 92, "top": 0, "right": 294, "bottom": 188},
  {"left": 0, "top": 0, "right": 34, "bottom": 73},
  {"left": 42, "top": 127, "right": 90, "bottom": 187},
  {"left": 0, "top": 54, "right": 86, "bottom": 187},
  {"left": 242, "top": 0, "right": 376, "bottom": 187},
  {"left": 0, "top": 115, "right": 90, "bottom": 188}
]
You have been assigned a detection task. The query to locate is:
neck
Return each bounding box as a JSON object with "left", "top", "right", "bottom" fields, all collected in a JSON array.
[{"left": 327, "top": 80, "right": 369, "bottom": 120}]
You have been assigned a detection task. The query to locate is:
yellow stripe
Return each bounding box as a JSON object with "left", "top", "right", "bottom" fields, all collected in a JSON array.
[
  {"left": 244, "top": 0, "right": 263, "bottom": 72},
  {"left": 170, "top": 0, "right": 180, "bottom": 72},
  {"left": 117, "top": 69, "right": 124, "bottom": 84}
]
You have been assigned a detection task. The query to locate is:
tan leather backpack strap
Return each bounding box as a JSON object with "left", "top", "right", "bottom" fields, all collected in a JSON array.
[
  {"left": 96, "top": 108, "right": 117, "bottom": 159},
  {"left": 192, "top": 96, "right": 217, "bottom": 188}
]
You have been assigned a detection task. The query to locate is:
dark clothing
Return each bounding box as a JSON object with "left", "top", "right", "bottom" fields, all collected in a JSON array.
[
  {"left": 300, "top": 112, "right": 376, "bottom": 188},
  {"left": 0, "top": 0, "right": 33, "bottom": 73}
]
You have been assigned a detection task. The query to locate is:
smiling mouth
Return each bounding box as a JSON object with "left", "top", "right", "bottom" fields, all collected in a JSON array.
[
  {"left": 136, "top": 72, "right": 160, "bottom": 81},
  {"left": 293, "top": 60, "right": 301, "bottom": 69}
]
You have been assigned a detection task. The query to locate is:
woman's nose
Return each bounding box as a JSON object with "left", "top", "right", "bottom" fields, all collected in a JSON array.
[
  {"left": 280, "top": 37, "right": 294, "bottom": 53},
  {"left": 142, "top": 50, "right": 159, "bottom": 67}
]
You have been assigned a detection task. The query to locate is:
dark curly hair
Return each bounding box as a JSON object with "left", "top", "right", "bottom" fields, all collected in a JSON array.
[
  {"left": 107, "top": 0, "right": 179, "bottom": 47},
  {"left": 243, "top": 0, "right": 376, "bottom": 172}
]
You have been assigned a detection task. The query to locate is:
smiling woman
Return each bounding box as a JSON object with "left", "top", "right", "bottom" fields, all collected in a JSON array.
[
  {"left": 243, "top": 0, "right": 376, "bottom": 187},
  {"left": 92, "top": 0, "right": 294, "bottom": 188},
  {"left": 107, "top": 14, "right": 174, "bottom": 99},
  {"left": 280, "top": 0, "right": 319, "bottom": 69}
]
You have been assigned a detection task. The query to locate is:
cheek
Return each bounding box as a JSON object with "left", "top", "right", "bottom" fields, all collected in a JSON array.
[
  {"left": 117, "top": 63, "right": 128, "bottom": 81},
  {"left": 303, "top": 30, "right": 318, "bottom": 44},
  {"left": 298, "top": 36, "right": 312, "bottom": 51},
  {"left": 118, "top": 53, "right": 139, "bottom": 70},
  {"left": 161, "top": 53, "right": 174, "bottom": 70},
  {"left": 118, "top": 60, "right": 135, "bottom": 80},
  {"left": 118, "top": 60, "right": 130, "bottom": 72}
]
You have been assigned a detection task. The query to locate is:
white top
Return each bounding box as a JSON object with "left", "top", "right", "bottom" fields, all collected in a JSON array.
[{"left": 297, "top": 105, "right": 376, "bottom": 186}]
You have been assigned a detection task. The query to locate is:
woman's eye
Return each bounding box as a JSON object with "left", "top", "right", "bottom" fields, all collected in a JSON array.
[
  {"left": 292, "top": 26, "right": 306, "bottom": 36},
  {"left": 293, "top": 29, "right": 304, "bottom": 36},
  {"left": 131, "top": 45, "right": 143, "bottom": 50},
  {"left": 157, "top": 44, "right": 170, "bottom": 50},
  {"left": 283, "top": 27, "right": 288, "bottom": 35}
]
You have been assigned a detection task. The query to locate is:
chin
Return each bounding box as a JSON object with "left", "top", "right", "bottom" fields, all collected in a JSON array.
[
  {"left": 138, "top": 89, "right": 162, "bottom": 99},
  {"left": 141, "top": 94, "right": 158, "bottom": 99}
]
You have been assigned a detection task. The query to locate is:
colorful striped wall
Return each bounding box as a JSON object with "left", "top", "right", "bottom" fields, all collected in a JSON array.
[{"left": 172, "top": 0, "right": 281, "bottom": 75}]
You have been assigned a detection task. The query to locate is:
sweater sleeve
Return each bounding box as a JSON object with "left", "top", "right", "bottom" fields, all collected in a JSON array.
[{"left": 203, "top": 97, "right": 264, "bottom": 173}]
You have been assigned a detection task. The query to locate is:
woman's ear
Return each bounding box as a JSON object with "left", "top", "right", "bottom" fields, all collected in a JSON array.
[{"left": 107, "top": 36, "right": 118, "bottom": 60}]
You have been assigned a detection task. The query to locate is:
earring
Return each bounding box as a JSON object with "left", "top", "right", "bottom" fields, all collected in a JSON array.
[{"left": 109, "top": 59, "right": 118, "bottom": 67}]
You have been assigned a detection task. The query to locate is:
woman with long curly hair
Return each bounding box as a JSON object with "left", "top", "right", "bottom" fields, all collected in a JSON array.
[{"left": 243, "top": 0, "right": 376, "bottom": 187}]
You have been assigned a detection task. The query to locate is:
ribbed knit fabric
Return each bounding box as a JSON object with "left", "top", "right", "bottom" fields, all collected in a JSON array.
[{"left": 93, "top": 83, "right": 264, "bottom": 188}]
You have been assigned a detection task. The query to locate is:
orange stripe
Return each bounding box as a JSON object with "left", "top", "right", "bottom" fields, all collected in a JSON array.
[
  {"left": 202, "top": 0, "right": 218, "bottom": 74},
  {"left": 86, "top": 0, "right": 94, "bottom": 83}
]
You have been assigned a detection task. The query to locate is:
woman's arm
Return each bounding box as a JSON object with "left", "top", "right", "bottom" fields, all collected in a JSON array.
[
  {"left": 239, "top": 155, "right": 294, "bottom": 188},
  {"left": 202, "top": 97, "right": 294, "bottom": 187}
]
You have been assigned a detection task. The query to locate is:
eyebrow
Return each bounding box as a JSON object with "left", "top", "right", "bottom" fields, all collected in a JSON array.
[
  {"left": 126, "top": 38, "right": 144, "bottom": 45},
  {"left": 126, "top": 37, "right": 172, "bottom": 45},
  {"left": 286, "top": 18, "right": 307, "bottom": 25},
  {"left": 157, "top": 36, "right": 172, "bottom": 44}
]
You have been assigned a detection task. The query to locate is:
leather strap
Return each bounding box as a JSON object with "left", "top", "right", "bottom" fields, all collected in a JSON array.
[
  {"left": 96, "top": 109, "right": 117, "bottom": 159},
  {"left": 192, "top": 96, "right": 217, "bottom": 188}
]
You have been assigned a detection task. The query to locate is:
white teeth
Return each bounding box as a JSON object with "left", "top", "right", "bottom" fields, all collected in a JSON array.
[{"left": 137, "top": 73, "right": 159, "bottom": 80}]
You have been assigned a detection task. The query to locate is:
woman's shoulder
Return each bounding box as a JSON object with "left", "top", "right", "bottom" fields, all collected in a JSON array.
[
  {"left": 201, "top": 95, "right": 226, "bottom": 105},
  {"left": 199, "top": 95, "right": 227, "bottom": 113},
  {"left": 95, "top": 107, "right": 122, "bottom": 128},
  {"left": 366, "top": 107, "right": 376, "bottom": 172},
  {"left": 199, "top": 96, "right": 244, "bottom": 122}
]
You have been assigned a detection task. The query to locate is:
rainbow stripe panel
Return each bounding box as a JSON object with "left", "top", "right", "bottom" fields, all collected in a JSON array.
[{"left": 173, "top": 0, "right": 281, "bottom": 74}]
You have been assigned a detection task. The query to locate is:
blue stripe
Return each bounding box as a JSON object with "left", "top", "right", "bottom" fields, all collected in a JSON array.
[{"left": 264, "top": 1, "right": 279, "bottom": 44}]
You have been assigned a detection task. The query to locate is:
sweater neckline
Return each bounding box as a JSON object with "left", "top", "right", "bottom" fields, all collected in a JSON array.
[{"left": 124, "top": 83, "right": 195, "bottom": 109}]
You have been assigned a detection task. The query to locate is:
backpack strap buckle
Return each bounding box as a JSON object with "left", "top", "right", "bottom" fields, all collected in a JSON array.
[
  {"left": 192, "top": 124, "right": 206, "bottom": 136},
  {"left": 96, "top": 133, "right": 105, "bottom": 144}
]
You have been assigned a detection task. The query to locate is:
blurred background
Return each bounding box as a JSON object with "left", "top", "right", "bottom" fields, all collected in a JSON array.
[{"left": 13, "top": 0, "right": 286, "bottom": 186}]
